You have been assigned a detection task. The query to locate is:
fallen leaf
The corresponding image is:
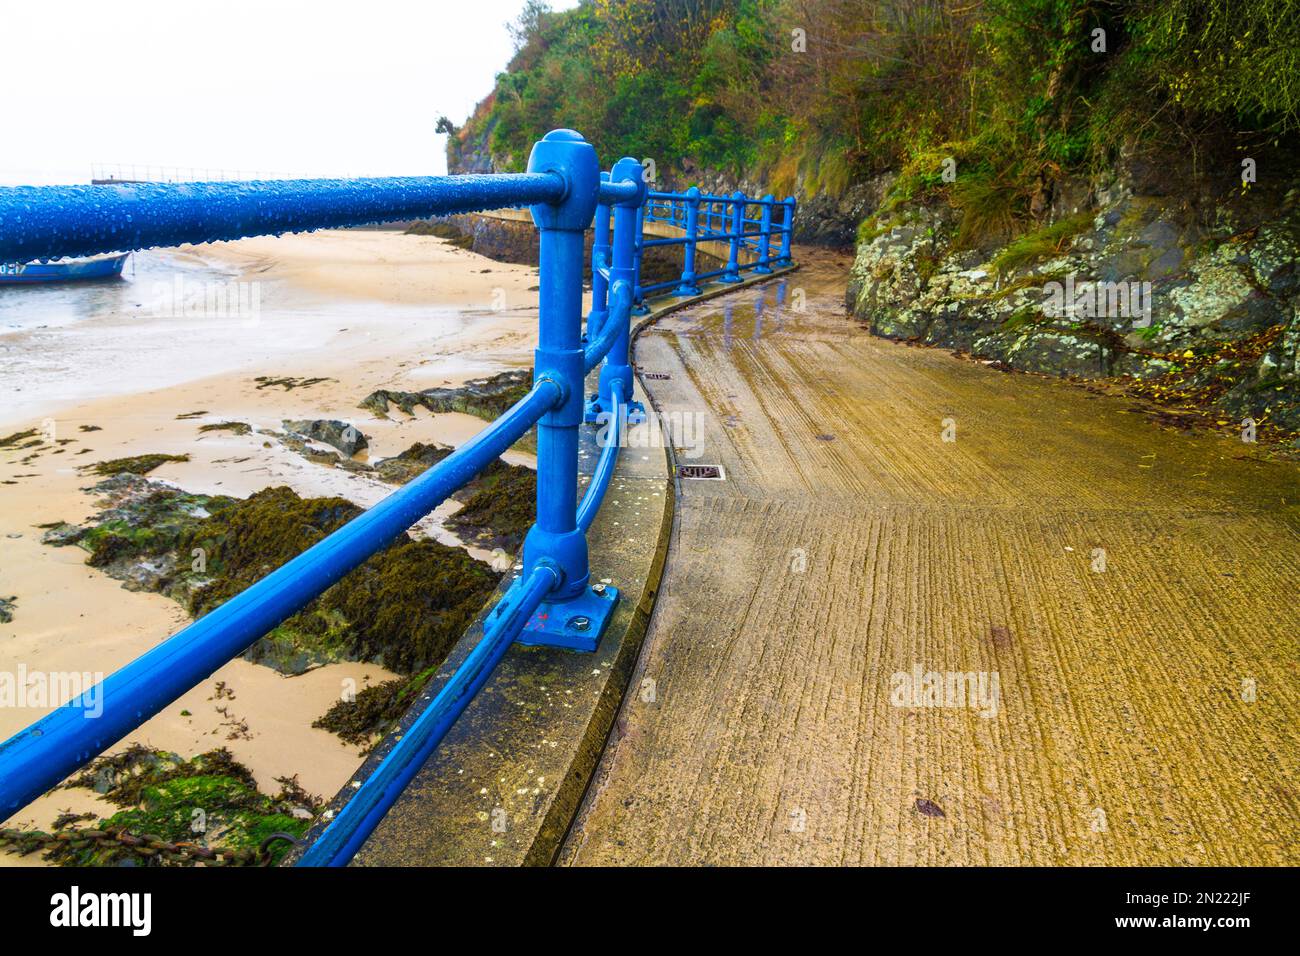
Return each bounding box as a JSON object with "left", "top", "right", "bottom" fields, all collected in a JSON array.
[{"left": 915, "top": 798, "right": 946, "bottom": 818}]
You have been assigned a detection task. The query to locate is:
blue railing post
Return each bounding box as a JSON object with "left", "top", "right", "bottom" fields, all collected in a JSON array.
[
  {"left": 777, "top": 196, "right": 795, "bottom": 266},
  {"left": 587, "top": 171, "right": 612, "bottom": 345},
  {"left": 721, "top": 190, "right": 744, "bottom": 283},
  {"left": 632, "top": 202, "right": 649, "bottom": 314},
  {"left": 674, "top": 186, "right": 703, "bottom": 296},
  {"left": 755, "top": 193, "right": 775, "bottom": 274},
  {"left": 594, "top": 157, "right": 646, "bottom": 426},
  {"left": 515, "top": 129, "right": 620, "bottom": 652}
]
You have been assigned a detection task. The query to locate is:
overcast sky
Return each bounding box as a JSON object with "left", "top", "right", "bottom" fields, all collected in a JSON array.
[{"left": 1, "top": 0, "right": 579, "bottom": 185}]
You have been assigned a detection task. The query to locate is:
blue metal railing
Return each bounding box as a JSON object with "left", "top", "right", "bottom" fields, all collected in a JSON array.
[
  {"left": 0, "top": 129, "right": 794, "bottom": 866},
  {"left": 637, "top": 187, "right": 795, "bottom": 303}
]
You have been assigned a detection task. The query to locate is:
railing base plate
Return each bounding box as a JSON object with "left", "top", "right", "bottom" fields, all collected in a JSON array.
[
  {"left": 584, "top": 396, "right": 646, "bottom": 425},
  {"left": 512, "top": 583, "right": 620, "bottom": 652}
]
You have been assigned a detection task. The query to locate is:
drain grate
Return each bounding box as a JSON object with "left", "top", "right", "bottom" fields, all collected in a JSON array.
[
  {"left": 678, "top": 464, "right": 725, "bottom": 480},
  {"left": 642, "top": 372, "right": 671, "bottom": 380}
]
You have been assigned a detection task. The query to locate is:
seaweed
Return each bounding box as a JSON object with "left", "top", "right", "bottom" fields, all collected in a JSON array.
[
  {"left": 45, "top": 476, "right": 501, "bottom": 676},
  {"left": 313, "top": 671, "right": 430, "bottom": 747},
  {"left": 253, "top": 376, "right": 332, "bottom": 391},
  {"left": 0, "top": 429, "right": 38, "bottom": 448},
  {"left": 197, "top": 421, "right": 252, "bottom": 436},
  {"left": 372, "top": 441, "right": 454, "bottom": 484},
  {"left": 85, "top": 454, "right": 190, "bottom": 476},
  {"left": 445, "top": 464, "right": 536, "bottom": 554}
]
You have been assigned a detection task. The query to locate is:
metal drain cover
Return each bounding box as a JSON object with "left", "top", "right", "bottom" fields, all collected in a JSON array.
[
  {"left": 679, "top": 464, "right": 725, "bottom": 480},
  {"left": 642, "top": 372, "right": 671, "bottom": 380}
]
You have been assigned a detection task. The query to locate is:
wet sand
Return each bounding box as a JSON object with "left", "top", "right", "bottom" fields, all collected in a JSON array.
[{"left": 0, "top": 229, "right": 546, "bottom": 852}]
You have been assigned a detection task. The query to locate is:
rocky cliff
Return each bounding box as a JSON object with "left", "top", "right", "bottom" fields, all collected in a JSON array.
[
  {"left": 846, "top": 148, "right": 1300, "bottom": 442},
  {"left": 445, "top": 95, "right": 499, "bottom": 175}
]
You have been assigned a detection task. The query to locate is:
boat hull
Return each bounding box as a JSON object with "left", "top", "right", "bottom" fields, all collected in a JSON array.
[{"left": 0, "top": 253, "right": 128, "bottom": 285}]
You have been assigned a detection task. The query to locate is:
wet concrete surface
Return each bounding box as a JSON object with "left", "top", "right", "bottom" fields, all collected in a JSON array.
[{"left": 560, "top": 245, "right": 1300, "bottom": 865}]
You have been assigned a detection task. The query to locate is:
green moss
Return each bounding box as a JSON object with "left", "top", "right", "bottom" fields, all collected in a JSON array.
[
  {"left": 949, "top": 161, "right": 1035, "bottom": 249},
  {"left": 75, "top": 481, "right": 232, "bottom": 574},
  {"left": 983, "top": 268, "right": 1070, "bottom": 302},
  {"left": 915, "top": 252, "right": 942, "bottom": 286},
  {"left": 44, "top": 745, "right": 318, "bottom": 867},
  {"left": 83, "top": 517, "right": 185, "bottom": 569},
  {"left": 86, "top": 454, "right": 190, "bottom": 476},
  {"left": 1001, "top": 305, "right": 1045, "bottom": 332},
  {"left": 856, "top": 212, "right": 909, "bottom": 246},
  {"left": 857, "top": 218, "right": 885, "bottom": 246}
]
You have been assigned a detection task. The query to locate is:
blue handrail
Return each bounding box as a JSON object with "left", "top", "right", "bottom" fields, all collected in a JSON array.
[
  {"left": 0, "top": 174, "right": 566, "bottom": 263},
  {"left": 298, "top": 562, "right": 560, "bottom": 866},
  {"left": 637, "top": 187, "right": 794, "bottom": 307},
  {"left": 577, "top": 395, "right": 625, "bottom": 534},
  {"left": 584, "top": 280, "right": 633, "bottom": 374},
  {"left": 0, "top": 127, "right": 795, "bottom": 866}
]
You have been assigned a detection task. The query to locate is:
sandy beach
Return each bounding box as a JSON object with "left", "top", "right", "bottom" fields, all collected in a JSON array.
[{"left": 0, "top": 228, "right": 551, "bottom": 858}]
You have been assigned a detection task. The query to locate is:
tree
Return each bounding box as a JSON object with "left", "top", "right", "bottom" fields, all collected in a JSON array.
[{"left": 508, "top": 0, "right": 553, "bottom": 53}]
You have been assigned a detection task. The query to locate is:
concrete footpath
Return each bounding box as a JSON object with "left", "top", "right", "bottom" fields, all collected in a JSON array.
[{"left": 559, "top": 249, "right": 1300, "bottom": 865}]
